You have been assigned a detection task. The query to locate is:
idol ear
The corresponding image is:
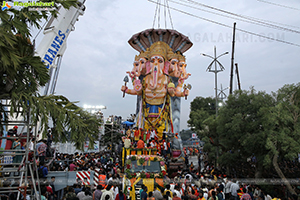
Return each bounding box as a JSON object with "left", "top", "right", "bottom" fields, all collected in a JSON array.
[
  {"left": 146, "top": 61, "right": 151, "bottom": 74},
  {"left": 164, "top": 61, "right": 170, "bottom": 74}
]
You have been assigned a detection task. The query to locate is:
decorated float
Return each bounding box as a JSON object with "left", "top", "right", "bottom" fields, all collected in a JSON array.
[{"left": 121, "top": 28, "right": 193, "bottom": 199}]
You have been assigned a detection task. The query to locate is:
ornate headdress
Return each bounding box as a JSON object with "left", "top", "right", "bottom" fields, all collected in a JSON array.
[
  {"left": 148, "top": 41, "right": 170, "bottom": 61},
  {"left": 177, "top": 52, "right": 186, "bottom": 62},
  {"left": 167, "top": 49, "right": 179, "bottom": 61},
  {"left": 135, "top": 51, "right": 149, "bottom": 61}
]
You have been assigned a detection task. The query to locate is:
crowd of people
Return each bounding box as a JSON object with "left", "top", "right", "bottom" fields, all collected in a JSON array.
[
  {"left": 31, "top": 148, "right": 299, "bottom": 200},
  {"left": 1, "top": 127, "right": 300, "bottom": 200}
]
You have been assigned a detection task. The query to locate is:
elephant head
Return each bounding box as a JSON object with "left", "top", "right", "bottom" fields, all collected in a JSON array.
[
  {"left": 148, "top": 55, "right": 165, "bottom": 90},
  {"left": 127, "top": 51, "right": 149, "bottom": 80},
  {"left": 126, "top": 56, "right": 139, "bottom": 80},
  {"left": 146, "top": 41, "right": 169, "bottom": 90},
  {"left": 136, "top": 57, "right": 148, "bottom": 77},
  {"left": 169, "top": 58, "right": 180, "bottom": 77},
  {"left": 178, "top": 54, "right": 191, "bottom": 82}
]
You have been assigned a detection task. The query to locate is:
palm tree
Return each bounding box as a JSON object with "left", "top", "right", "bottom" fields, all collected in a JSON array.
[{"left": 0, "top": 1, "right": 101, "bottom": 150}]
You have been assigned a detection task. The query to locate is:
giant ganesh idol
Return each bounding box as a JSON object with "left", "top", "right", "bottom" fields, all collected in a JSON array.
[{"left": 121, "top": 29, "right": 192, "bottom": 150}]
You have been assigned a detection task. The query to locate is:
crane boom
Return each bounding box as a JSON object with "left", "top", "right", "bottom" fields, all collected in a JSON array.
[{"left": 36, "top": 0, "right": 86, "bottom": 95}]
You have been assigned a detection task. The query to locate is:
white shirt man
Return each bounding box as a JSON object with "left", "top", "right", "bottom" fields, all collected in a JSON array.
[
  {"left": 224, "top": 179, "right": 232, "bottom": 198},
  {"left": 229, "top": 181, "right": 240, "bottom": 198}
]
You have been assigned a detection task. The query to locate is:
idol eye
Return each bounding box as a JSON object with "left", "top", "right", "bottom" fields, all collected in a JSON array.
[
  {"left": 135, "top": 63, "right": 139, "bottom": 66},
  {"left": 171, "top": 61, "right": 176, "bottom": 65},
  {"left": 151, "top": 59, "right": 155, "bottom": 63},
  {"left": 159, "top": 59, "right": 163, "bottom": 63},
  {"left": 141, "top": 61, "right": 144, "bottom": 64}
]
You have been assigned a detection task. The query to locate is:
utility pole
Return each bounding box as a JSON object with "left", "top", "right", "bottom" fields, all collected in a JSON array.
[
  {"left": 229, "top": 22, "right": 237, "bottom": 95},
  {"left": 235, "top": 63, "right": 242, "bottom": 90}
]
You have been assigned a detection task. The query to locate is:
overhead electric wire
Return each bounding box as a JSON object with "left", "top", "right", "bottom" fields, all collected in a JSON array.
[
  {"left": 181, "top": 0, "right": 300, "bottom": 33},
  {"left": 148, "top": 0, "right": 300, "bottom": 47},
  {"left": 169, "top": 0, "right": 300, "bottom": 34},
  {"left": 185, "top": 0, "right": 300, "bottom": 29},
  {"left": 257, "top": 0, "right": 300, "bottom": 11}
]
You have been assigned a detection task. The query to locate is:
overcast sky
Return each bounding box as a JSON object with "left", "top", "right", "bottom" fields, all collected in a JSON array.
[{"left": 35, "top": 0, "right": 300, "bottom": 131}]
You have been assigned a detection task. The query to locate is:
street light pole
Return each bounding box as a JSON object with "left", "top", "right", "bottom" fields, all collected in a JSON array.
[
  {"left": 201, "top": 46, "right": 228, "bottom": 116},
  {"left": 214, "top": 47, "right": 218, "bottom": 116},
  {"left": 201, "top": 46, "right": 228, "bottom": 169}
]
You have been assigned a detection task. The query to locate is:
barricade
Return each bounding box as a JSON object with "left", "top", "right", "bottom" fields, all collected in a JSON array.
[
  {"left": 93, "top": 169, "right": 100, "bottom": 187},
  {"left": 47, "top": 170, "right": 101, "bottom": 190},
  {"left": 76, "top": 171, "right": 91, "bottom": 186}
]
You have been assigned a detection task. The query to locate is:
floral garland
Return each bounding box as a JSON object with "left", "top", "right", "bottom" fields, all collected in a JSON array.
[
  {"left": 125, "top": 155, "right": 166, "bottom": 178},
  {"left": 141, "top": 78, "right": 173, "bottom": 134}
]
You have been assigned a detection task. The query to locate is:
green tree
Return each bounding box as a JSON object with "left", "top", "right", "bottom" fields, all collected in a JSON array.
[
  {"left": 0, "top": 1, "right": 101, "bottom": 150},
  {"left": 217, "top": 88, "right": 275, "bottom": 177},
  {"left": 260, "top": 83, "right": 300, "bottom": 195},
  {"left": 188, "top": 96, "right": 215, "bottom": 134}
]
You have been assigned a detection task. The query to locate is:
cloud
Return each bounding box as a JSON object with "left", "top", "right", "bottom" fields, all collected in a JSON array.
[{"left": 35, "top": 0, "right": 300, "bottom": 131}]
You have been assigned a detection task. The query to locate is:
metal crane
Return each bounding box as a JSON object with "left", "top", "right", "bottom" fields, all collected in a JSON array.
[{"left": 36, "top": 0, "right": 86, "bottom": 95}]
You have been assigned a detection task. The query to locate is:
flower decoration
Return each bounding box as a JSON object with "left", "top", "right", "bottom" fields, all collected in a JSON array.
[
  {"left": 126, "top": 164, "right": 131, "bottom": 169},
  {"left": 131, "top": 156, "right": 137, "bottom": 161},
  {"left": 162, "top": 170, "right": 166, "bottom": 176},
  {"left": 146, "top": 173, "right": 150, "bottom": 178},
  {"left": 145, "top": 156, "right": 150, "bottom": 161},
  {"left": 140, "top": 171, "right": 146, "bottom": 178},
  {"left": 126, "top": 159, "right": 132, "bottom": 165},
  {"left": 160, "top": 161, "right": 165, "bottom": 166},
  {"left": 138, "top": 158, "right": 145, "bottom": 165},
  {"left": 158, "top": 172, "right": 163, "bottom": 178}
]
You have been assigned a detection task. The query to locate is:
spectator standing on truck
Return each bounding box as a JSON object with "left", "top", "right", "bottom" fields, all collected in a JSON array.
[
  {"left": 162, "top": 140, "right": 167, "bottom": 156},
  {"left": 137, "top": 137, "right": 145, "bottom": 149}
]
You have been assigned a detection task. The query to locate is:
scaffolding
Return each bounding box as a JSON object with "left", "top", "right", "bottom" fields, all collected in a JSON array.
[{"left": 0, "top": 99, "right": 41, "bottom": 200}]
